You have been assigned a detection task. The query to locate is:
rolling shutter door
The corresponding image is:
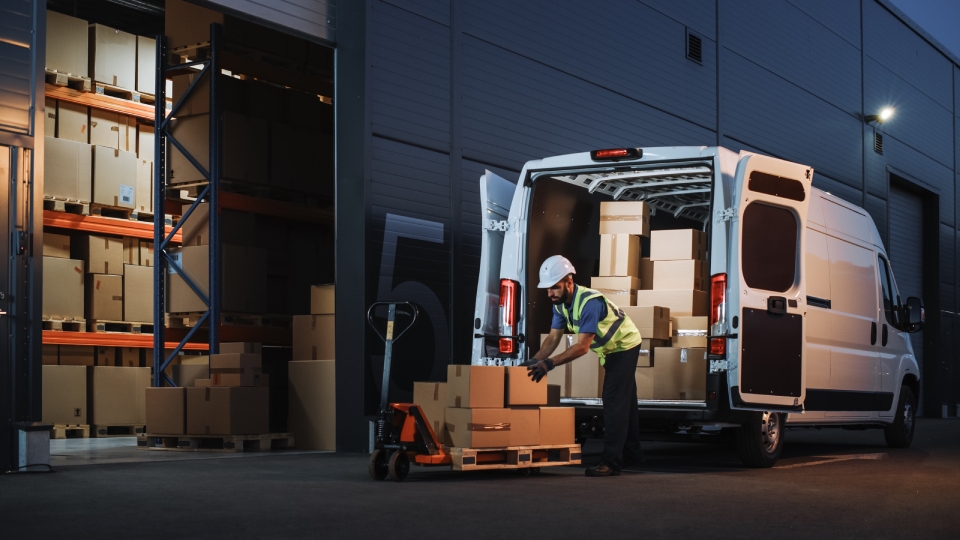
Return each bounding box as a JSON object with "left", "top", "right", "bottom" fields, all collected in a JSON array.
[{"left": 887, "top": 184, "right": 924, "bottom": 401}]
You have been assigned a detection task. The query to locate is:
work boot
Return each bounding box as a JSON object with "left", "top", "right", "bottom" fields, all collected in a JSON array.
[{"left": 585, "top": 463, "right": 621, "bottom": 477}]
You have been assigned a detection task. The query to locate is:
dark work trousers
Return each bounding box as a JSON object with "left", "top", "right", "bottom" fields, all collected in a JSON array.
[{"left": 600, "top": 345, "right": 642, "bottom": 471}]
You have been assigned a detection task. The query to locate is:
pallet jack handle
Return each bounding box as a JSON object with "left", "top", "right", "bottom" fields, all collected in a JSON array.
[{"left": 366, "top": 302, "right": 418, "bottom": 412}]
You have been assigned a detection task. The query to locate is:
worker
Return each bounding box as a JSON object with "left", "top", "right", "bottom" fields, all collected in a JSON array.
[{"left": 525, "top": 255, "right": 644, "bottom": 477}]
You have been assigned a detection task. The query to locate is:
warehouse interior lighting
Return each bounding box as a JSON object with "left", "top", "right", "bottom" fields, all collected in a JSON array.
[{"left": 865, "top": 107, "right": 895, "bottom": 124}]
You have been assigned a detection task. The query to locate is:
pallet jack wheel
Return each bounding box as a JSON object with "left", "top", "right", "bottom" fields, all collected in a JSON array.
[
  {"left": 388, "top": 451, "right": 410, "bottom": 481},
  {"left": 369, "top": 449, "right": 390, "bottom": 481}
]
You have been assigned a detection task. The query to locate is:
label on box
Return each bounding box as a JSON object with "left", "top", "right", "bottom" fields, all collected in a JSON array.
[
  {"left": 120, "top": 184, "right": 134, "bottom": 205},
  {"left": 168, "top": 252, "right": 181, "bottom": 274}
]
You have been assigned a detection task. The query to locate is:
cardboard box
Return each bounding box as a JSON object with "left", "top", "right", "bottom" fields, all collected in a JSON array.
[
  {"left": 57, "top": 101, "right": 89, "bottom": 144},
  {"left": 505, "top": 366, "right": 548, "bottom": 406},
  {"left": 172, "top": 363, "right": 209, "bottom": 388},
  {"left": 96, "top": 346, "right": 115, "bottom": 366},
  {"left": 446, "top": 365, "right": 504, "bottom": 409},
  {"left": 121, "top": 116, "right": 137, "bottom": 153},
  {"left": 413, "top": 382, "right": 449, "bottom": 442},
  {"left": 621, "top": 306, "right": 670, "bottom": 341},
  {"left": 168, "top": 112, "right": 268, "bottom": 185},
  {"left": 288, "top": 360, "right": 336, "bottom": 450},
  {"left": 209, "top": 353, "right": 263, "bottom": 387},
  {"left": 636, "top": 338, "right": 670, "bottom": 367},
  {"left": 122, "top": 237, "right": 138, "bottom": 266},
  {"left": 591, "top": 275, "right": 638, "bottom": 307},
  {"left": 86, "top": 274, "right": 123, "bottom": 320},
  {"left": 600, "top": 201, "right": 650, "bottom": 236},
  {"left": 89, "top": 24, "right": 137, "bottom": 90},
  {"left": 654, "top": 259, "right": 706, "bottom": 291},
  {"left": 547, "top": 384, "right": 561, "bottom": 406},
  {"left": 539, "top": 407, "right": 575, "bottom": 446},
  {"left": 634, "top": 290, "right": 708, "bottom": 317},
  {"left": 89, "top": 109, "right": 121, "bottom": 149},
  {"left": 46, "top": 10, "right": 88, "bottom": 76},
  {"left": 674, "top": 316, "right": 709, "bottom": 334},
  {"left": 570, "top": 345, "right": 602, "bottom": 398},
  {"left": 165, "top": 0, "right": 225, "bottom": 50},
  {"left": 137, "top": 124, "right": 155, "bottom": 160},
  {"left": 117, "top": 347, "right": 142, "bottom": 367},
  {"left": 636, "top": 367, "right": 654, "bottom": 399},
  {"left": 42, "top": 345, "right": 59, "bottom": 366},
  {"left": 650, "top": 229, "right": 706, "bottom": 261},
  {"left": 145, "top": 387, "right": 186, "bottom": 434},
  {"left": 292, "top": 314, "right": 335, "bottom": 360},
  {"left": 599, "top": 234, "right": 639, "bottom": 278},
  {"left": 42, "top": 257, "right": 84, "bottom": 319},
  {"left": 194, "top": 379, "right": 212, "bottom": 387},
  {"left": 509, "top": 408, "right": 540, "bottom": 446},
  {"left": 444, "top": 407, "right": 512, "bottom": 448},
  {"left": 220, "top": 342, "right": 262, "bottom": 354},
  {"left": 136, "top": 159, "right": 153, "bottom": 214},
  {"left": 44, "top": 232, "right": 71, "bottom": 258},
  {"left": 136, "top": 36, "right": 156, "bottom": 94},
  {"left": 186, "top": 386, "right": 269, "bottom": 435},
  {"left": 92, "top": 145, "right": 137, "bottom": 209},
  {"left": 167, "top": 244, "right": 268, "bottom": 313},
  {"left": 652, "top": 348, "right": 707, "bottom": 400},
  {"left": 59, "top": 345, "right": 94, "bottom": 366},
  {"left": 44, "top": 137, "right": 92, "bottom": 201},
  {"left": 76, "top": 235, "right": 123, "bottom": 275},
  {"left": 123, "top": 264, "right": 153, "bottom": 322},
  {"left": 88, "top": 366, "right": 151, "bottom": 425},
  {"left": 42, "top": 365, "right": 87, "bottom": 425},
  {"left": 45, "top": 98, "right": 57, "bottom": 137},
  {"left": 180, "top": 202, "right": 256, "bottom": 246},
  {"left": 139, "top": 241, "right": 154, "bottom": 267},
  {"left": 311, "top": 284, "right": 335, "bottom": 314}
]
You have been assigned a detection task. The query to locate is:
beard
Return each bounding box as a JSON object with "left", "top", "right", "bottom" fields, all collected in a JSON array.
[{"left": 551, "top": 287, "right": 571, "bottom": 305}]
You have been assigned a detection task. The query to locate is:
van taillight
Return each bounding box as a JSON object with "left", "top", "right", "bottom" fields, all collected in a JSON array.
[
  {"left": 709, "top": 273, "right": 727, "bottom": 356},
  {"left": 590, "top": 148, "right": 641, "bottom": 161},
  {"left": 499, "top": 279, "right": 520, "bottom": 354}
]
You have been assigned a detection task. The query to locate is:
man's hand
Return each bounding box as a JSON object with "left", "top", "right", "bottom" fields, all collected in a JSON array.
[{"left": 526, "top": 358, "right": 555, "bottom": 382}]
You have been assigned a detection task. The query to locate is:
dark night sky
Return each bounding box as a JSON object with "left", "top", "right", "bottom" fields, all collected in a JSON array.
[{"left": 889, "top": 0, "right": 960, "bottom": 60}]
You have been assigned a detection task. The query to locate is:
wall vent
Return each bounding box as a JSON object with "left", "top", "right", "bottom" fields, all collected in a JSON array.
[
  {"left": 875, "top": 132, "right": 883, "bottom": 154},
  {"left": 686, "top": 30, "right": 702, "bottom": 64}
]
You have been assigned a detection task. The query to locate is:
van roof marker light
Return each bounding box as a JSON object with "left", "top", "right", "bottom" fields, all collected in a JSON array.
[{"left": 590, "top": 148, "right": 642, "bottom": 161}]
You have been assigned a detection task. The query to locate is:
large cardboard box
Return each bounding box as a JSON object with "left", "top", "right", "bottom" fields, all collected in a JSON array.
[
  {"left": 85, "top": 274, "right": 123, "bottom": 321},
  {"left": 288, "top": 360, "right": 336, "bottom": 450},
  {"left": 90, "top": 109, "right": 120, "bottom": 149},
  {"left": 44, "top": 137, "right": 92, "bottom": 201},
  {"left": 136, "top": 159, "right": 153, "bottom": 214},
  {"left": 44, "top": 232, "right": 71, "bottom": 259},
  {"left": 180, "top": 202, "right": 256, "bottom": 246},
  {"left": 168, "top": 112, "right": 268, "bottom": 185},
  {"left": 47, "top": 11, "right": 89, "bottom": 76},
  {"left": 209, "top": 353, "right": 263, "bottom": 387},
  {"left": 44, "top": 98, "right": 57, "bottom": 137},
  {"left": 413, "top": 382, "right": 448, "bottom": 441},
  {"left": 42, "top": 257, "right": 84, "bottom": 319},
  {"left": 42, "top": 365, "right": 87, "bottom": 425},
  {"left": 59, "top": 345, "right": 94, "bottom": 366},
  {"left": 652, "top": 348, "right": 707, "bottom": 400},
  {"left": 92, "top": 145, "right": 137, "bottom": 209},
  {"left": 654, "top": 259, "right": 706, "bottom": 291},
  {"left": 76, "top": 235, "right": 123, "bottom": 275},
  {"left": 57, "top": 101, "right": 89, "bottom": 144},
  {"left": 220, "top": 342, "right": 262, "bottom": 354},
  {"left": 539, "top": 407, "right": 575, "bottom": 446},
  {"left": 509, "top": 408, "right": 540, "bottom": 446},
  {"left": 123, "top": 264, "right": 152, "bottom": 322},
  {"left": 136, "top": 36, "right": 156, "bottom": 94},
  {"left": 590, "top": 276, "right": 637, "bottom": 307},
  {"left": 650, "top": 229, "right": 706, "bottom": 261},
  {"left": 139, "top": 241, "right": 154, "bottom": 267},
  {"left": 505, "top": 366, "right": 548, "bottom": 406},
  {"left": 292, "top": 314, "right": 335, "bottom": 360},
  {"left": 186, "top": 386, "right": 269, "bottom": 435},
  {"left": 447, "top": 365, "right": 504, "bottom": 409},
  {"left": 621, "top": 306, "right": 670, "bottom": 341},
  {"left": 444, "top": 407, "right": 512, "bottom": 448},
  {"left": 88, "top": 366, "right": 151, "bottom": 425},
  {"left": 172, "top": 363, "right": 209, "bottom": 388},
  {"left": 167, "top": 244, "right": 268, "bottom": 313},
  {"left": 165, "top": 0, "right": 225, "bottom": 50},
  {"left": 42, "top": 345, "right": 59, "bottom": 366},
  {"left": 636, "top": 367, "right": 654, "bottom": 399},
  {"left": 599, "top": 234, "right": 640, "bottom": 278},
  {"left": 671, "top": 313, "right": 709, "bottom": 348},
  {"left": 635, "top": 289, "right": 708, "bottom": 317},
  {"left": 137, "top": 124, "right": 155, "bottom": 160},
  {"left": 89, "top": 24, "right": 137, "bottom": 90},
  {"left": 311, "top": 284, "right": 335, "bottom": 314},
  {"left": 145, "top": 387, "right": 186, "bottom": 434},
  {"left": 599, "top": 201, "right": 650, "bottom": 236}
]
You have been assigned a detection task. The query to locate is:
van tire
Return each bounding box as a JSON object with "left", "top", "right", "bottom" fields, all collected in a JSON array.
[
  {"left": 735, "top": 411, "right": 784, "bottom": 468},
  {"left": 884, "top": 385, "right": 916, "bottom": 448}
]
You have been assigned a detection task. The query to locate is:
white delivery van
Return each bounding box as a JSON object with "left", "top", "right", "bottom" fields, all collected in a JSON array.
[{"left": 473, "top": 146, "right": 925, "bottom": 467}]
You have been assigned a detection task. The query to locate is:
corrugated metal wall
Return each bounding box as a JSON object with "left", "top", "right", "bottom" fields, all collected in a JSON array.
[
  {"left": 0, "top": 0, "right": 37, "bottom": 134},
  {"left": 203, "top": 0, "right": 335, "bottom": 43}
]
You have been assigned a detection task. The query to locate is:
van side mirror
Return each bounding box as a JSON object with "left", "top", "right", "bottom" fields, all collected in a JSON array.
[{"left": 905, "top": 296, "right": 924, "bottom": 333}]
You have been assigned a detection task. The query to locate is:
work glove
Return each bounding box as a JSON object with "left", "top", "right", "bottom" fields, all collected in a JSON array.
[
  {"left": 519, "top": 358, "right": 540, "bottom": 367},
  {"left": 527, "top": 358, "right": 555, "bottom": 382}
]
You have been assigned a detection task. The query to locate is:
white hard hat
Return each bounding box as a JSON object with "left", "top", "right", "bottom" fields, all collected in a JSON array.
[{"left": 538, "top": 255, "right": 576, "bottom": 288}]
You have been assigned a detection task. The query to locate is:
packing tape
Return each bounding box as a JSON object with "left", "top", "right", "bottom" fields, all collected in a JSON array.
[
  {"left": 454, "top": 396, "right": 462, "bottom": 408},
  {"left": 74, "top": 266, "right": 82, "bottom": 274},
  {"left": 594, "top": 288, "right": 631, "bottom": 295},
  {"left": 111, "top": 295, "right": 122, "bottom": 301},
  {"left": 456, "top": 365, "right": 462, "bottom": 377},
  {"left": 96, "top": 280, "right": 101, "bottom": 290},
  {"left": 601, "top": 215, "right": 645, "bottom": 221},
  {"left": 114, "top": 149, "right": 119, "bottom": 157},
  {"left": 676, "top": 330, "right": 707, "bottom": 336},
  {"left": 433, "top": 383, "right": 439, "bottom": 401},
  {"left": 105, "top": 238, "right": 109, "bottom": 249},
  {"left": 467, "top": 423, "right": 511, "bottom": 432},
  {"left": 680, "top": 349, "right": 688, "bottom": 363}
]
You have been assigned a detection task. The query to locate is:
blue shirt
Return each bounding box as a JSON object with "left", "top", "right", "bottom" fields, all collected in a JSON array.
[{"left": 551, "top": 284, "right": 607, "bottom": 334}]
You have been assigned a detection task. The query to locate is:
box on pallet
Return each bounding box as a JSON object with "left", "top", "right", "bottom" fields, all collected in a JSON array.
[
  {"left": 123, "top": 264, "right": 154, "bottom": 321},
  {"left": 145, "top": 387, "right": 186, "bottom": 435},
  {"left": 92, "top": 146, "right": 137, "bottom": 209},
  {"left": 86, "top": 274, "right": 123, "bottom": 321},
  {"left": 42, "top": 257, "right": 84, "bottom": 320},
  {"left": 46, "top": 11, "right": 88, "bottom": 77},
  {"left": 186, "top": 386, "right": 269, "bottom": 435},
  {"left": 89, "top": 24, "right": 137, "bottom": 90},
  {"left": 591, "top": 276, "right": 638, "bottom": 308},
  {"left": 621, "top": 306, "right": 670, "bottom": 341},
  {"left": 599, "top": 201, "right": 650, "bottom": 236},
  {"left": 43, "top": 233, "right": 71, "bottom": 259},
  {"left": 89, "top": 109, "right": 120, "bottom": 149},
  {"left": 654, "top": 259, "right": 707, "bottom": 291},
  {"left": 444, "top": 407, "right": 512, "bottom": 448},
  {"left": 599, "top": 234, "right": 639, "bottom": 277},
  {"left": 650, "top": 229, "right": 706, "bottom": 261},
  {"left": 57, "top": 102, "right": 89, "bottom": 144},
  {"left": 446, "top": 365, "right": 504, "bottom": 409},
  {"left": 76, "top": 235, "right": 123, "bottom": 275},
  {"left": 539, "top": 407, "right": 575, "bottom": 445},
  {"left": 44, "top": 137, "right": 92, "bottom": 201},
  {"left": 505, "top": 367, "right": 547, "bottom": 406},
  {"left": 288, "top": 360, "right": 336, "bottom": 450},
  {"left": 42, "top": 365, "right": 87, "bottom": 426},
  {"left": 652, "top": 348, "right": 707, "bottom": 400},
  {"left": 509, "top": 408, "right": 540, "bottom": 446},
  {"left": 87, "top": 366, "right": 151, "bottom": 426},
  {"left": 634, "top": 289, "right": 708, "bottom": 317},
  {"left": 413, "top": 382, "right": 448, "bottom": 441},
  {"left": 292, "top": 315, "right": 335, "bottom": 360},
  {"left": 209, "top": 354, "right": 263, "bottom": 386}
]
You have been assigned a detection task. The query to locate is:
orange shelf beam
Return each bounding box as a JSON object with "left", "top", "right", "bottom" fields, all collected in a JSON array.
[
  {"left": 220, "top": 191, "right": 333, "bottom": 224},
  {"left": 42, "top": 331, "right": 209, "bottom": 350},
  {"left": 45, "top": 83, "right": 156, "bottom": 121},
  {"left": 44, "top": 210, "right": 182, "bottom": 243}
]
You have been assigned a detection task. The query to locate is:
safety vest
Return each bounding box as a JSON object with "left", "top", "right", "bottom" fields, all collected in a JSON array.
[{"left": 555, "top": 285, "right": 642, "bottom": 365}]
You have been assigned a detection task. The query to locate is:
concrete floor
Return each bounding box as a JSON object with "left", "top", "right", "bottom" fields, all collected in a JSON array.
[
  {"left": 49, "top": 437, "right": 328, "bottom": 467},
  {"left": 3, "top": 418, "right": 959, "bottom": 539}
]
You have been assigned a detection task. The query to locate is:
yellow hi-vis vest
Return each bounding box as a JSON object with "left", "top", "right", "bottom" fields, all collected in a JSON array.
[{"left": 555, "top": 285, "right": 642, "bottom": 365}]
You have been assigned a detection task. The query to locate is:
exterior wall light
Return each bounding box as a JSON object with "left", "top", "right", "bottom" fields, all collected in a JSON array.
[{"left": 865, "top": 107, "right": 894, "bottom": 124}]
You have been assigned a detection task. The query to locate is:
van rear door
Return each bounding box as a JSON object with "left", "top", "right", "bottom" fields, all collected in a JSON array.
[
  {"left": 730, "top": 155, "right": 813, "bottom": 410},
  {"left": 472, "top": 170, "right": 517, "bottom": 363}
]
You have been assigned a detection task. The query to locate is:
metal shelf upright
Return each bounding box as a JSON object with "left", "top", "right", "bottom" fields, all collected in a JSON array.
[{"left": 153, "top": 24, "right": 224, "bottom": 387}]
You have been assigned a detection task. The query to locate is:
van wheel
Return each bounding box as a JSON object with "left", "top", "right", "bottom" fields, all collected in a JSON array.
[
  {"left": 884, "top": 385, "right": 916, "bottom": 448},
  {"left": 735, "top": 411, "right": 784, "bottom": 468}
]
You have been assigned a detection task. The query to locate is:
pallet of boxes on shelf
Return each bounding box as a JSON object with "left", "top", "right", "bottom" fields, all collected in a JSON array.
[{"left": 288, "top": 285, "right": 336, "bottom": 451}]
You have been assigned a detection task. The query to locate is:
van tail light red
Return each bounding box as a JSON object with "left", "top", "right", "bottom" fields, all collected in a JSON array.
[
  {"left": 590, "top": 148, "right": 641, "bottom": 161},
  {"left": 709, "top": 273, "right": 727, "bottom": 356},
  {"left": 499, "top": 279, "right": 520, "bottom": 354}
]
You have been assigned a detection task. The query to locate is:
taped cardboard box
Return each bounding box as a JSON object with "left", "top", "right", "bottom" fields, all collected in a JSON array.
[
  {"left": 57, "top": 101, "right": 89, "bottom": 144},
  {"left": 634, "top": 289, "right": 708, "bottom": 317},
  {"left": 42, "top": 365, "right": 87, "bottom": 425},
  {"left": 446, "top": 365, "right": 504, "bottom": 409},
  {"left": 311, "top": 284, "right": 335, "bottom": 314},
  {"left": 180, "top": 202, "right": 256, "bottom": 246},
  {"left": 136, "top": 159, "right": 153, "bottom": 214},
  {"left": 539, "top": 407, "right": 575, "bottom": 445},
  {"left": 636, "top": 367, "right": 654, "bottom": 399},
  {"left": 636, "top": 338, "right": 671, "bottom": 367},
  {"left": 591, "top": 276, "right": 638, "bottom": 308},
  {"left": 89, "top": 24, "right": 137, "bottom": 90},
  {"left": 505, "top": 366, "right": 547, "bottom": 406},
  {"left": 209, "top": 353, "right": 263, "bottom": 387},
  {"left": 444, "top": 407, "right": 512, "bottom": 448},
  {"left": 46, "top": 11, "right": 88, "bottom": 77},
  {"left": 139, "top": 241, "right": 154, "bottom": 267},
  {"left": 652, "top": 348, "right": 707, "bottom": 400},
  {"left": 654, "top": 259, "right": 706, "bottom": 291},
  {"left": 599, "top": 201, "right": 650, "bottom": 236},
  {"left": 650, "top": 229, "right": 706, "bottom": 261},
  {"left": 92, "top": 145, "right": 137, "bottom": 209},
  {"left": 44, "top": 137, "right": 92, "bottom": 201},
  {"left": 89, "top": 109, "right": 121, "bottom": 150},
  {"left": 621, "top": 306, "right": 670, "bottom": 341},
  {"left": 42, "top": 345, "right": 59, "bottom": 366},
  {"left": 85, "top": 274, "right": 123, "bottom": 321},
  {"left": 44, "top": 232, "right": 71, "bottom": 259},
  {"left": 509, "top": 408, "right": 540, "bottom": 446},
  {"left": 42, "top": 257, "right": 84, "bottom": 320},
  {"left": 136, "top": 36, "right": 156, "bottom": 94},
  {"left": 172, "top": 363, "right": 209, "bottom": 388},
  {"left": 599, "top": 234, "right": 639, "bottom": 278},
  {"left": 413, "top": 382, "right": 448, "bottom": 442},
  {"left": 76, "top": 235, "right": 123, "bottom": 275},
  {"left": 44, "top": 98, "right": 57, "bottom": 137},
  {"left": 88, "top": 366, "right": 151, "bottom": 425},
  {"left": 145, "top": 387, "right": 186, "bottom": 435},
  {"left": 167, "top": 244, "right": 268, "bottom": 313},
  {"left": 288, "top": 360, "right": 336, "bottom": 450},
  {"left": 186, "top": 386, "right": 269, "bottom": 435},
  {"left": 292, "top": 314, "right": 335, "bottom": 360},
  {"left": 123, "top": 264, "right": 153, "bottom": 322},
  {"left": 59, "top": 346, "right": 94, "bottom": 367},
  {"left": 221, "top": 342, "right": 262, "bottom": 354}
]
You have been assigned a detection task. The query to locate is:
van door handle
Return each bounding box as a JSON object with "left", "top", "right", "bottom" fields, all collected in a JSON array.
[
  {"left": 870, "top": 322, "right": 877, "bottom": 345},
  {"left": 767, "top": 296, "right": 787, "bottom": 315},
  {"left": 882, "top": 324, "right": 888, "bottom": 347}
]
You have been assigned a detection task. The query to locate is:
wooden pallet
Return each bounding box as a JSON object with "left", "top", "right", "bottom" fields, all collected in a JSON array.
[
  {"left": 43, "top": 197, "right": 90, "bottom": 215},
  {"left": 87, "top": 319, "right": 153, "bottom": 334},
  {"left": 92, "top": 424, "right": 146, "bottom": 438},
  {"left": 449, "top": 444, "right": 581, "bottom": 471},
  {"left": 166, "top": 312, "right": 289, "bottom": 329},
  {"left": 137, "top": 432, "right": 295, "bottom": 453},
  {"left": 50, "top": 424, "right": 90, "bottom": 440},
  {"left": 93, "top": 81, "right": 154, "bottom": 104},
  {"left": 45, "top": 69, "right": 92, "bottom": 92},
  {"left": 42, "top": 317, "right": 85, "bottom": 332},
  {"left": 133, "top": 211, "right": 173, "bottom": 226}
]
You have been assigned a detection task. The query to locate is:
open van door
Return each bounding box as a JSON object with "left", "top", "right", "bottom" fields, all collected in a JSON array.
[
  {"left": 472, "top": 170, "right": 517, "bottom": 364},
  {"left": 730, "top": 154, "right": 813, "bottom": 411}
]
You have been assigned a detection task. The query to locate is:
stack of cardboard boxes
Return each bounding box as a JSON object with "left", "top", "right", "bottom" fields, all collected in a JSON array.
[
  {"left": 42, "top": 362, "right": 152, "bottom": 432},
  {"left": 288, "top": 285, "right": 336, "bottom": 450}
]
